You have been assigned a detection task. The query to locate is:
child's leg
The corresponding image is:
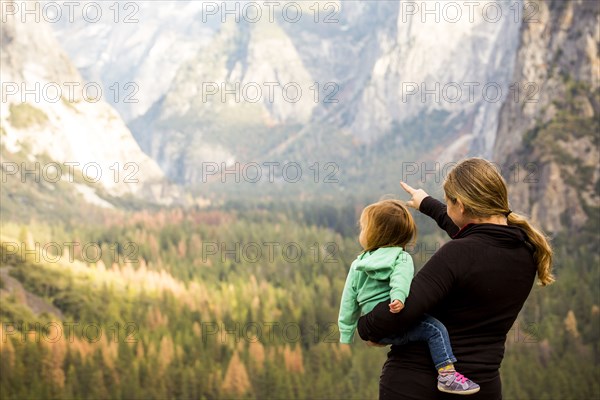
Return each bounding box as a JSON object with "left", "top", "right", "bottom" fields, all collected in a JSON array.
[
  {"left": 405, "top": 315, "right": 480, "bottom": 394},
  {"left": 404, "top": 315, "right": 457, "bottom": 369},
  {"left": 376, "top": 315, "right": 457, "bottom": 360}
]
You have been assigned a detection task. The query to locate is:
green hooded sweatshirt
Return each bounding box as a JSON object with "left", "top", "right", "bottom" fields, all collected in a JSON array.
[{"left": 338, "top": 246, "right": 414, "bottom": 344}]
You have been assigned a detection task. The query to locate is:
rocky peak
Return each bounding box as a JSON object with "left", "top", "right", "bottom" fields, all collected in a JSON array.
[
  {"left": 1, "top": 4, "right": 165, "bottom": 198},
  {"left": 494, "top": 0, "right": 599, "bottom": 234}
]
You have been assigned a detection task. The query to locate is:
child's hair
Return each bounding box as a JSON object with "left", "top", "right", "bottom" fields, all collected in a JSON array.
[
  {"left": 443, "top": 157, "right": 554, "bottom": 286},
  {"left": 360, "top": 199, "right": 417, "bottom": 252}
]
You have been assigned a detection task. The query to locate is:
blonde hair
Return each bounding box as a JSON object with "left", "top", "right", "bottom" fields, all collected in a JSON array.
[
  {"left": 443, "top": 158, "right": 554, "bottom": 286},
  {"left": 360, "top": 200, "right": 417, "bottom": 253}
]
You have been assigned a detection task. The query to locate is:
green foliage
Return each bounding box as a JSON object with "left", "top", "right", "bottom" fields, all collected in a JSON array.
[{"left": 8, "top": 103, "right": 48, "bottom": 129}]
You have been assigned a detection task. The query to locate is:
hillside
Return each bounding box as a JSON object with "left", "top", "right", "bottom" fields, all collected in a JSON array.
[
  {"left": 494, "top": 0, "right": 599, "bottom": 235},
  {"left": 0, "top": 5, "right": 173, "bottom": 213}
]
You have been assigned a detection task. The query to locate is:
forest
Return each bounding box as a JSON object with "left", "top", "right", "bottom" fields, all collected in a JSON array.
[{"left": 0, "top": 199, "right": 598, "bottom": 399}]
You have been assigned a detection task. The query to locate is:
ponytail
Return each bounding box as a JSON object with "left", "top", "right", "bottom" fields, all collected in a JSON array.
[
  {"left": 444, "top": 158, "right": 555, "bottom": 287},
  {"left": 507, "top": 212, "right": 555, "bottom": 286}
]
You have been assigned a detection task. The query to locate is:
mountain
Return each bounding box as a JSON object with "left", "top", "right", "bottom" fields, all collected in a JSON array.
[
  {"left": 39, "top": 0, "right": 600, "bottom": 232},
  {"left": 493, "top": 0, "right": 599, "bottom": 234},
  {"left": 50, "top": 0, "right": 217, "bottom": 123},
  {"left": 0, "top": 5, "right": 171, "bottom": 211},
  {"left": 52, "top": 1, "right": 521, "bottom": 187}
]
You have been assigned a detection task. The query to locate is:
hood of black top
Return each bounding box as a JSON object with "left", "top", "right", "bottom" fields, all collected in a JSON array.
[{"left": 453, "top": 223, "right": 534, "bottom": 251}]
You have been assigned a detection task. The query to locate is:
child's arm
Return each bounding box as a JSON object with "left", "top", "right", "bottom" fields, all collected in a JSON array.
[
  {"left": 338, "top": 268, "right": 361, "bottom": 344},
  {"left": 388, "top": 252, "right": 414, "bottom": 312}
]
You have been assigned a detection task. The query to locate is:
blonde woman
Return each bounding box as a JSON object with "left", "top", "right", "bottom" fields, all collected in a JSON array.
[{"left": 357, "top": 158, "right": 554, "bottom": 399}]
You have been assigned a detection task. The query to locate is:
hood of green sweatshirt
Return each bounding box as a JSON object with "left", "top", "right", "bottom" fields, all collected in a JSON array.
[{"left": 354, "top": 247, "right": 403, "bottom": 281}]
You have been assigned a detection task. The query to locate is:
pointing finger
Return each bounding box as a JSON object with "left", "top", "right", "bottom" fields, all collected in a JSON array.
[{"left": 400, "top": 181, "right": 415, "bottom": 194}]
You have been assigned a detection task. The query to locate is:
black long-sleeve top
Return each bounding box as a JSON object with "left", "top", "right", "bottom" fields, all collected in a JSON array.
[{"left": 357, "top": 196, "right": 537, "bottom": 399}]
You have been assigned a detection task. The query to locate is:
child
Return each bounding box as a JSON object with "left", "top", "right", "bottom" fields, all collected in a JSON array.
[{"left": 338, "top": 199, "right": 480, "bottom": 395}]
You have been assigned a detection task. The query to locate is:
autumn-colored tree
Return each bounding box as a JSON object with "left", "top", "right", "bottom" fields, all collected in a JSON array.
[
  {"left": 283, "top": 344, "right": 305, "bottom": 374},
  {"left": 249, "top": 340, "right": 265, "bottom": 371},
  {"left": 564, "top": 310, "right": 580, "bottom": 339},
  {"left": 177, "top": 238, "right": 187, "bottom": 258},
  {"left": 158, "top": 335, "right": 175, "bottom": 373},
  {"left": 221, "top": 352, "right": 251, "bottom": 397}
]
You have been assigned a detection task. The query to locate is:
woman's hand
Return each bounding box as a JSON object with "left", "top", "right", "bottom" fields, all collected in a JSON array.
[
  {"left": 389, "top": 299, "right": 404, "bottom": 313},
  {"left": 400, "top": 181, "right": 429, "bottom": 210}
]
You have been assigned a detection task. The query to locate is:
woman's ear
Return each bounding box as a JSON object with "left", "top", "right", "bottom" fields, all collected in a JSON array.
[{"left": 456, "top": 198, "right": 465, "bottom": 214}]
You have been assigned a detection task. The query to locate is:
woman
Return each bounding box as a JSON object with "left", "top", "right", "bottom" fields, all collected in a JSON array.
[{"left": 357, "top": 158, "right": 554, "bottom": 399}]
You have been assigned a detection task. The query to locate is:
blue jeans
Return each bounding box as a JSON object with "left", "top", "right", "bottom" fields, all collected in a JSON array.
[{"left": 378, "top": 315, "right": 457, "bottom": 370}]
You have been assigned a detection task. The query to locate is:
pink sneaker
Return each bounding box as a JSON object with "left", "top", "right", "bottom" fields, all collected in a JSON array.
[{"left": 437, "top": 371, "right": 480, "bottom": 395}]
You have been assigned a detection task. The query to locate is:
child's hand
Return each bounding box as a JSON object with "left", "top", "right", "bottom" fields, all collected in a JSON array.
[{"left": 389, "top": 299, "right": 404, "bottom": 313}]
